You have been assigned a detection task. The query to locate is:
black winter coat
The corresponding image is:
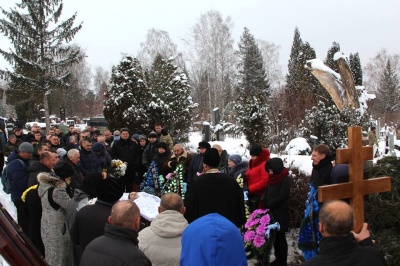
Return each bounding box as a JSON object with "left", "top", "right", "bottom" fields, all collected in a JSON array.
[
  {"left": 310, "top": 155, "right": 333, "bottom": 188},
  {"left": 70, "top": 200, "right": 114, "bottom": 264},
  {"left": 302, "top": 234, "right": 387, "bottom": 266},
  {"left": 260, "top": 175, "right": 291, "bottom": 231},
  {"left": 79, "top": 148, "right": 101, "bottom": 176},
  {"left": 187, "top": 153, "right": 204, "bottom": 185},
  {"left": 80, "top": 224, "right": 151, "bottom": 266},
  {"left": 110, "top": 139, "right": 140, "bottom": 174},
  {"left": 228, "top": 161, "right": 248, "bottom": 179},
  {"left": 184, "top": 172, "right": 246, "bottom": 227}
]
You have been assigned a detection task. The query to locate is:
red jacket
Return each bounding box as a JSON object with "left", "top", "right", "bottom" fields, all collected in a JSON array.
[{"left": 245, "top": 148, "right": 270, "bottom": 195}]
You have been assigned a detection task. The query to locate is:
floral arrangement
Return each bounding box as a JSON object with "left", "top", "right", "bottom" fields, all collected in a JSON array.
[
  {"left": 236, "top": 173, "right": 251, "bottom": 220},
  {"left": 109, "top": 159, "right": 127, "bottom": 177},
  {"left": 163, "top": 164, "right": 187, "bottom": 199},
  {"left": 140, "top": 161, "right": 164, "bottom": 197},
  {"left": 298, "top": 182, "right": 322, "bottom": 261},
  {"left": 243, "top": 208, "right": 279, "bottom": 265}
]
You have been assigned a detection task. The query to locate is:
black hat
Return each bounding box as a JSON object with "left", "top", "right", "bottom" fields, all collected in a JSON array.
[
  {"left": 198, "top": 141, "right": 211, "bottom": 149},
  {"left": 265, "top": 158, "right": 284, "bottom": 174},
  {"left": 148, "top": 131, "right": 158, "bottom": 138},
  {"left": 203, "top": 148, "right": 220, "bottom": 168},
  {"left": 98, "top": 177, "right": 125, "bottom": 203},
  {"left": 92, "top": 142, "right": 103, "bottom": 153},
  {"left": 53, "top": 162, "right": 74, "bottom": 180},
  {"left": 250, "top": 145, "right": 263, "bottom": 156},
  {"left": 78, "top": 172, "right": 103, "bottom": 198},
  {"left": 158, "top": 142, "right": 168, "bottom": 151}
]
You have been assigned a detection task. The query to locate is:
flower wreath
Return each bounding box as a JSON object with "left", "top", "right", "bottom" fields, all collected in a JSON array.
[
  {"left": 298, "top": 182, "right": 322, "bottom": 261},
  {"left": 236, "top": 173, "right": 251, "bottom": 220},
  {"left": 140, "top": 161, "right": 164, "bottom": 197},
  {"left": 163, "top": 164, "right": 187, "bottom": 199},
  {"left": 109, "top": 159, "right": 127, "bottom": 178},
  {"left": 243, "top": 208, "right": 280, "bottom": 265}
]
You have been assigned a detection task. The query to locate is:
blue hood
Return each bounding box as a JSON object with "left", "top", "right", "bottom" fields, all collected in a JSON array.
[{"left": 180, "top": 213, "right": 247, "bottom": 266}]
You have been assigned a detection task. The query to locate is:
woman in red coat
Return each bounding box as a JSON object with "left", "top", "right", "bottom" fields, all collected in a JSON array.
[{"left": 245, "top": 144, "right": 270, "bottom": 212}]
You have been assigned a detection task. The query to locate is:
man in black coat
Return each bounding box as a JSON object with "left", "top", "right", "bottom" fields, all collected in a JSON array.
[
  {"left": 261, "top": 158, "right": 291, "bottom": 266},
  {"left": 310, "top": 144, "right": 333, "bottom": 189},
  {"left": 70, "top": 177, "right": 125, "bottom": 265},
  {"left": 184, "top": 148, "right": 246, "bottom": 227},
  {"left": 302, "top": 200, "right": 387, "bottom": 266},
  {"left": 110, "top": 128, "right": 141, "bottom": 192},
  {"left": 80, "top": 200, "right": 151, "bottom": 266},
  {"left": 187, "top": 141, "right": 210, "bottom": 186}
]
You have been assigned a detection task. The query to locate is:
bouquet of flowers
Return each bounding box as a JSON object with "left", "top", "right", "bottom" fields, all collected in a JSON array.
[
  {"left": 243, "top": 208, "right": 279, "bottom": 265},
  {"left": 109, "top": 159, "right": 127, "bottom": 178},
  {"left": 140, "top": 161, "right": 164, "bottom": 197},
  {"left": 163, "top": 164, "right": 187, "bottom": 199}
]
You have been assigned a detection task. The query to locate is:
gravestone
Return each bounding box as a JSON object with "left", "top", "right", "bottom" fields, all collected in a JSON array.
[
  {"left": 202, "top": 121, "right": 210, "bottom": 142},
  {"left": 318, "top": 126, "right": 391, "bottom": 232}
]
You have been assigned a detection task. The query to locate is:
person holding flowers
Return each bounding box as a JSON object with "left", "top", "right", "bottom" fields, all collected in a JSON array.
[{"left": 261, "top": 157, "right": 291, "bottom": 266}]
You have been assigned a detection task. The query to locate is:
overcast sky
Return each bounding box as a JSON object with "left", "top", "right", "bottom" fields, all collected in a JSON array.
[{"left": 1, "top": 0, "right": 399, "bottom": 73}]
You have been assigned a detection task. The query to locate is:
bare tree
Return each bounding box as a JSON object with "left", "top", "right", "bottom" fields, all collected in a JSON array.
[
  {"left": 137, "top": 28, "right": 184, "bottom": 71},
  {"left": 256, "top": 39, "right": 284, "bottom": 90},
  {"left": 184, "top": 10, "right": 236, "bottom": 120}
]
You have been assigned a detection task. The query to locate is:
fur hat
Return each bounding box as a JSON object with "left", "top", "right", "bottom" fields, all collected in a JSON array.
[
  {"left": 148, "top": 131, "right": 158, "bottom": 138},
  {"left": 228, "top": 154, "right": 242, "bottom": 165},
  {"left": 97, "top": 177, "right": 125, "bottom": 203},
  {"left": 158, "top": 142, "right": 168, "bottom": 151},
  {"left": 203, "top": 148, "right": 220, "bottom": 168},
  {"left": 57, "top": 148, "right": 67, "bottom": 159},
  {"left": 249, "top": 144, "right": 263, "bottom": 156},
  {"left": 53, "top": 162, "right": 74, "bottom": 180},
  {"left": 139, "top": 134, "right": 147, "bottom": 140},
  {"left": 198, "top": 141, "right": 211, "bottom": 149},
  {"left": 18, "top": 142, "right": 34, "bottom": 153}
]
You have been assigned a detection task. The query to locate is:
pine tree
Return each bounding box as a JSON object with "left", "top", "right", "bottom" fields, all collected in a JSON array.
[
  {"left": 235, "top": 28, "right": 271, "bottom": 147},
  {"left": 0, "top": 0, "right": 83, "bottom": 129},
  {"left": 325, "top": 42, "right": 341, "bottom": 73},
  {"left": 349, "top": 52, "right": 363, "bottom": 86},
  {"left": 147, "top": 55, "right": 195, "bottom": 142},
  {"left": 286, "top": 27, "right": 303, "bottom": 92},
  {"left": 104, "top": 56, "right": 151, "bottom": 131},
  {"left": 377, "top": 59, "right": 400, "bottom": 121}
]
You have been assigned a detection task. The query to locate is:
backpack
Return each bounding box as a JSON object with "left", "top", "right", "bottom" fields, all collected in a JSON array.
[{"left": 1, "top": 159, "right": 25, "bottom": 194}]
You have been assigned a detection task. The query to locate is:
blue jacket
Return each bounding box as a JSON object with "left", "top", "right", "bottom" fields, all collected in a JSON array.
[
  {"left": 7, "top": 151, "right": 30, "bottom": 202},
  {"left": 79, "top": 148, "right": 101, "bottom": 176},
  {"left": 181, "top": 213, "right": 247, "bottom": 266}
]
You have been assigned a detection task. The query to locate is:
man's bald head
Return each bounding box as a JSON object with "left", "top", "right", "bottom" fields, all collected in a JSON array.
[
  {"left": 160, "top": 193, "right": 184, "bottom": 213},
  {"left": 319, "top": 200, "right": 354, "bottom": 236},
  {"left": 110, "top": 200, "right": 141, "bottom": 231}
]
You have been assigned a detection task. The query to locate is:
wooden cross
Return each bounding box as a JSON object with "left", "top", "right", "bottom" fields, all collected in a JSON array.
[{"left": 318, "top": 126, "right": 391, "bottom": 232}]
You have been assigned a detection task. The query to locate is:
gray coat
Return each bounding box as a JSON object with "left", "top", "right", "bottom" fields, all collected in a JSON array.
[{"left": 38, "top": 173, "right": 70, "bottom": 266}]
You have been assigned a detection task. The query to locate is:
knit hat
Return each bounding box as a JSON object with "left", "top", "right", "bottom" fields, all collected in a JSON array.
[
  {"left": 53, "top": 161, "right": 74, "bottom": 180},
  {"left": 139, "top": 134, "right": 147, "bottom": 140},
  {"left": 228, "top": 154, "right": 242, "bottom": 165},
  {"left": 131, "top": 134, "right": 140, "bottom": 142},
  {"left": 64, "top": 142, "right": 77, "bottom": 151},
  {"left": 198, "top": 141, "right": 211, "bottom": 149},
  {"left": 265, "top": 158, "right": 284, "bottom": 174},
  {"left": 57, "top": 148, "right": 67, "bottom": 159},
  {"left": 98, "top": 177, "right": 125, "bottom": 203},
  {"left": 249, "top": 144, "right": 263, "bottom": 156},
  {"left": 78, "top": 172, "right": 103, "bottom": 198},
  {"left": 203, "top": 148, "right": 220, "bottom": 168},
  {"left": 158, "top": 142, "right": 168, "bottom": 151},
  {"left": 148, "top": 131, "right": 158, "bottom": 138},
  {"left": 18, "top": 142, "right": 34, "bottom": 153},
  {"left": 92, "top": 142, "right": 103, "bottom": 153}
]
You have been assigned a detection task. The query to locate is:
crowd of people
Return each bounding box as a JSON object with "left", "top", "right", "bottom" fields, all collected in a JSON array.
[{"left": 0, "top": 121, "right": 388, "bottom": 266}]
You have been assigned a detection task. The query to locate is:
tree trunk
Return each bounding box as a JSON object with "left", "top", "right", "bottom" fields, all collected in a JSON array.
[
  {"left": 336, "top": 58, "right": 359, "bottom": 109},
  {"left": 43, "top": 91, "right": 50, "bottom": 133}
]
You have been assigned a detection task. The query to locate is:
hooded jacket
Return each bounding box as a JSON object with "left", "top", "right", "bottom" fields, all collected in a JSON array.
[
  {"left": 138, "top": 210, "right": 188, "bottom": 266},
  {"left": 245, "top": 148, "right": 270, "bottom": 195},
  {"left": 180, "top": 213, "right": 247, "bottom": 266},
  {"left": 229, "top": 160, "right": 248, "bottom": 180},
  {"left": 7, "top": 151, "right": 30, "bottom": 202},
  {"left": 37, "top": 173, "right": 70, "bottom": 266}
]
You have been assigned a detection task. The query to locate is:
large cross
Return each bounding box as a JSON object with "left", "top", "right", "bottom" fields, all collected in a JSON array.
[{"left": 318, "top": 126, "right": 391, "bottom": 232}]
